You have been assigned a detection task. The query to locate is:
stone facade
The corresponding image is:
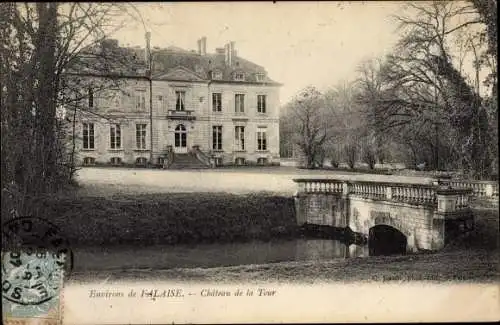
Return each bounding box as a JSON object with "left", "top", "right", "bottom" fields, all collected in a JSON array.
[
  {"left": 73, "top": 77, "right": 152, "bottom": 166},
  {"left": 73, "top": 38, "right": 281, "bottom": 167}
]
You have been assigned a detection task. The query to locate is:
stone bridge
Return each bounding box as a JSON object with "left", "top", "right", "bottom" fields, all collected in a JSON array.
[{"left": 292, "top": 178, "right": 485, "bottom": 253}]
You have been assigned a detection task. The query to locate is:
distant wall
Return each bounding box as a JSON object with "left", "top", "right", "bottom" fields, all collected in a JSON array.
[{"left": 280, "top": 158, "right": 299, "bottom": 167}]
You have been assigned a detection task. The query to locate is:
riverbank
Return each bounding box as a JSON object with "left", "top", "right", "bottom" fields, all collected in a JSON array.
[
  {"left": 6, "top": 190, "right": 497, "bottom": 283},
  {"left": 68, "top": 247, "right": 499, "bottom": 284}
]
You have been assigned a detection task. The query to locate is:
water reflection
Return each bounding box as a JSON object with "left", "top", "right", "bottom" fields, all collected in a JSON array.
[
  {"left": 295, "top": 239, "right": 368, "bottom": 261},
  {"left": 73, "top": 239, "right": 368, "bottom": 271}
]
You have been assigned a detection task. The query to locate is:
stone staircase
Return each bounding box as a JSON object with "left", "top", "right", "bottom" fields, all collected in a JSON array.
[{"left": 168, "top": 153, "right": 209, "bottom": 169}]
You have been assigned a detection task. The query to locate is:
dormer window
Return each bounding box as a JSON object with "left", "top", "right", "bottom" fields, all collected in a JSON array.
[
  {"left": 234, "top": 72, "right": 245, "bottom": 81},
  {"left": 256, "top": 73, "right": 266, "bottom": 82},
  {"left": 211, "top": 70, "right": 222, "bottom": 80}
]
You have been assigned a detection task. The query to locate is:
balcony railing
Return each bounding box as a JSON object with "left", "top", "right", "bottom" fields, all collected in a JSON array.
[{"left": 167, "top": 110, "right": 196, "bottom": 120}]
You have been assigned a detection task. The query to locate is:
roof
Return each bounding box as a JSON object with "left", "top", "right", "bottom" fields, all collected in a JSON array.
[
  {"left": 67, "top": 39, "right": 281, "bottom": 86},
  {"left": 151, "top": 47, "right": 281, "bottom": 85},
  {"left": 67, "top": 39, "right": 147, "bottom": 78}
]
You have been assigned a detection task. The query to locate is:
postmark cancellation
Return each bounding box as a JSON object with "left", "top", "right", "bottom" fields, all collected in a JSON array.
[
  {"left": 2, "top": 250, "right": 65, "bottom": 325},
  {"left": 2, "top": 217, "right": 69, "bottom": 325}
]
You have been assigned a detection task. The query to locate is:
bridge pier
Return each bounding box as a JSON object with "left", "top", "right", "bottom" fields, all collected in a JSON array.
[{"left": 293, "top": 179, "right": 473, "bottom": 253}]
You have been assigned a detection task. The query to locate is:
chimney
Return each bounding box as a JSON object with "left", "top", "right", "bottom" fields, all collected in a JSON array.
[
  {"left": 201, "top": 36, "right": 207, "bottom": 55},
  {"left": 145, "top": 32, "right": 151, "bottom": 69},
  {"left": 224, "top": 43, "right": 230, "bottom": 66},
  {"left": 225, "top": 41, "right": 235, "bottom": 66},
  {"left": 230, "top": 41, "right": 235, "bottom": 58},
  {"left": 197, "top": 39, "right": 202, "bottom": 54}
]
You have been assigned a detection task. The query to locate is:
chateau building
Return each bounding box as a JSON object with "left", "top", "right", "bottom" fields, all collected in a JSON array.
[{"left": 73, "top": 35, "right": 282, "bottom": 167}]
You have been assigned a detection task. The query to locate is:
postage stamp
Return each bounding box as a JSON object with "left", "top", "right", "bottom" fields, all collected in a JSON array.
[{"left": 2, "top": 217, "right": 70, "bottom": 325}]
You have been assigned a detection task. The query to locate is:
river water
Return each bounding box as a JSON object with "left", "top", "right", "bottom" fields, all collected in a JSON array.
[{"left": 72, "top": 239, "right": 369, "bottom": 272}]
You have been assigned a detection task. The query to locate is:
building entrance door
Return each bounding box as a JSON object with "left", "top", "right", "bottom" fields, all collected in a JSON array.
[{"left": 174, "top": 124, "right": 188, "bottom": 153}]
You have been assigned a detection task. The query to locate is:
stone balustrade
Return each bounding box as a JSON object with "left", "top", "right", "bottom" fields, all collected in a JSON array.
[
  {"left": 293, "top": 178, "right": 475, "bottom": 251},
  {"left": 350, "top": 182, "right": 386, "bottom": 199},
  {"left": 436, "top": 188, "right": 472, "bottom": 213},
  {"left": 293, "top": 178, "right": 469, "bottom": 209},
  {"left": 437, "top": 179, "right": 499, "bottom": 198},
  {"left": 296, "top": 179, "right": 344, "bottom": 194},
  {"left": 390, "top": 184, "right": 436, "bottom": 205}
]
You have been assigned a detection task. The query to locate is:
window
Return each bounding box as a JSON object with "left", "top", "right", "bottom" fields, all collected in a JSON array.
[
  {"left": 83, "top": 157, "right": 95, "bottom": 165},
  {"left": 175, "top": 91, "right": 185, "bottom": 111},
  {"left": 235, "top": 157, "right": 246, "bottom": 165},
  {"left": 214, "top": 157, "right": 223, "bottom": 166},
  {"left": 256, "top": 73, "right": 266, "bottom": 82},
  {"left": 110, "top": 157, "right": 122, "bottom": 165},
  {"left": 234, "top": 72, "right": 245, "bottom": 81},
  {"left": 235, "top": 126, "right": 245, "bottom": 151},
  {"left": 135, "top": 90, "right": 146, "bottom": 110},
  {"left": 174, "top": 124, "right": 187, "bottom": 148},
  {"left": 83, "top": 123, "right": 95, "bottom": 149},
  {"left": 110, "top": 124, "right": 121, "bottom": 149},
  {"left": 235, "top": 94, "right": 245, "bottom": 113},
  {"left": 136, "top": 157, "right": 148, "bottom": 166},
  {"left": 88, "top": 88, "right": 94, "bottom": 108},
  {"left": 257, "top": 157, "right": 268, "bottom": 165},
  {"left": 136, "top": 124, "right": 147, "bottom": 149},
  {"left": 212, "top": 93, "right": 222, "bottom": 112},
  {"left": 257, "top": 127, "right": 267, "bottom": 151},
  {"left": 257, "top": 95, "right": 266, "bottom": 113},
  {"left": 212, "top": 125, "right": 223, "bottom": 150},
  {"left": 211, "top": 71, "right": 222, "bottom": 80}
]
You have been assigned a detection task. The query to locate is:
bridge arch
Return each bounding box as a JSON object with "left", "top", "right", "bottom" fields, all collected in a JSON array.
[
  {"left": 368, "top": 224, "right": 408, "bottom": 256},
  {"left": 371, "top": 213, "right": 413, "bottom": 238}
]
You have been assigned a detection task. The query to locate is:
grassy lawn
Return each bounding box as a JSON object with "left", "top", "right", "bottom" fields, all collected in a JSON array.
[
  {"left": 24, "top": 192, "right": 297, "bottom": 247},
  {"left": 74, "top": 167, "right": 440, "bottom": 197}
]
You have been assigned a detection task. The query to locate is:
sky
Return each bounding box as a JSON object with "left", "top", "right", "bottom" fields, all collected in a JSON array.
[{"left": 109, "top": 2, "right": 405, "bottom": 104}]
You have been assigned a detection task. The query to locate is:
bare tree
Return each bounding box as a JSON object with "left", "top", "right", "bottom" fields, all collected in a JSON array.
[
  {"left": 286, "top": 86, "right": 332, "bottom": 169},
  {"left": 1, "top": 3, "right": 144, "bottom": 217},
  {"left": 356, "top": 58, "right": 391, "bottom": 165},
  {"left": 322, "top": 81, "right": 367, "bottom": 169},
  {"left": 344, "top": 142, "right": 358, "bottom": 169},
  {"left": 353, "top": 1, "right": 495, "bottom": 178}
]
